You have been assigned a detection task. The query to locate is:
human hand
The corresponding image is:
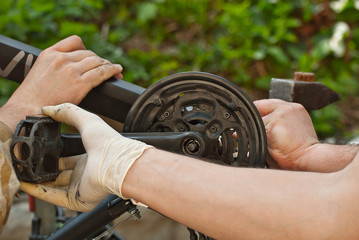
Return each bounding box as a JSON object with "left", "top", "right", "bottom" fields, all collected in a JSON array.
[
  {"left": 254, "top": 99, "right": 319, "bottom": 170},
  {"left": 20, "top": 103, "right": 151, "bottom": 212},
  {"left": 0, "top": 35, "right": 123, "bottom": 131}
]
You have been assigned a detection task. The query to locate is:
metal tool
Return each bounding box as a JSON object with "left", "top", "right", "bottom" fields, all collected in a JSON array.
[{"left": 269, "top": 72, "right": 341, "bottom": 111}]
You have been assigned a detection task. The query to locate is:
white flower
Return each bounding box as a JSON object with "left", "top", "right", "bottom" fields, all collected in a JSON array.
[
  {"left": 328, "top": 22, "right": 350, "bottom": 57},
  {"left": 330, "top": 0, "right": 348, "bottom": 12}
]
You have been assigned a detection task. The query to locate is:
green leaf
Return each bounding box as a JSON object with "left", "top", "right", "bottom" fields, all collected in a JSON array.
[
  {"left": 266, "top": 46, "right": 289, "bottom": 64},
  {"left": 137, "top": 2, "right": 158, "bottom": 23}
]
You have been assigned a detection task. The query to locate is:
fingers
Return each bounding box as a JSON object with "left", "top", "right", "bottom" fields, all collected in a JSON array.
[
  {"left": 76, "top": 55, "right": 111, "bottom": 72},
  {"left": 49, "top": 35, "right": 86, "bottom": 52},
  {"left": 254, "top": 99, "right": 282, "bottom": 117},
  {"left": 51, "top": 49, "right": 123, "bottom": 80},
  {"left": 59, "top": 154, "right": 87, "bottom": 171},
  {"left": 66, "top": 49, "right": 98, "bottom": 62},
  {"left": 81, "top": 63, "right": 124, "bottom": 87},
  {"left": 53, "top": 171, "right": 73, "bottom": 186},
  {"left": 254, "top": 99, "right": 307, "bottom": 126},
  {"left": 67, "top": 51, "right": 123, "bottom": 85},
  {"left": 20, "top": 181, "right": 69, "bottom": 208},
  {"left": 42, "top": 103, "right": 101, "bottom": 131},
  {"left": 115, "top": 72, "right": 124, "bottom": 80},
  {"left": 41, "top": 36, "right": 124, "bottom": 92}
]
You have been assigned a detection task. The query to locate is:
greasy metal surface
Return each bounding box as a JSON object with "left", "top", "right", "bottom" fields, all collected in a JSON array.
[
  {"left": 125, "top": 72, "right": 267, "bottom": 167},
  {"left": 11, "top": 115, "right": 62, "bottom": 183}
]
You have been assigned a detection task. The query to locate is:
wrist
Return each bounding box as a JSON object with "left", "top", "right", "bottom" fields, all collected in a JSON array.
[
  {"left": 0, "top": 91, "right": 42, "bottom": 132},
  {"left": 98, "top": 137, "right": 152, "bottom": 199},
  {"left": 300, "top": 143, "right": 359, "bottom": 172},
  {"left": 121, "top": 147, "right": 156, "bottom": 200},
  {"left": 296, "top": 142, "right": 322, "bottom": 171}
]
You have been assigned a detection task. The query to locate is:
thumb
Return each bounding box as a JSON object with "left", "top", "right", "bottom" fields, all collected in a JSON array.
[
  {"left": 49, "top": 35, "right": 85, "bottom": 52},
  {"left": 41, "top": 103, "right": 101, "bottom": 132}
]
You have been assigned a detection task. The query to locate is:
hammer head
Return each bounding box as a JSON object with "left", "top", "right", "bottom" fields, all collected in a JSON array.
[{"left": 269, "top": 78, "right": 341, "bottom": 111}]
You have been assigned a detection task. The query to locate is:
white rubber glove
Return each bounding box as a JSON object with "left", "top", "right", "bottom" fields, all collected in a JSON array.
[{"left": 20, "top": 103, "right": 152, "bottom": 212}]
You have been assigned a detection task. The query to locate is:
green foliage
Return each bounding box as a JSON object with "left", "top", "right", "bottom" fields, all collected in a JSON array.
[{"left": 1, "top": 0, "right": 359, "bottom": 139}]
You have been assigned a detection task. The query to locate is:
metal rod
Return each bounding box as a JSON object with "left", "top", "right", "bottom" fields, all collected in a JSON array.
[{"left": 47, "top": 195, "right": 132, "bottom": 240}]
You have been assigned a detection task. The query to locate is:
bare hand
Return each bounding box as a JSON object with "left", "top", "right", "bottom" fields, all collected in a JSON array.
[
  {"left": 254, "top": 99, "right": 319, "bottom": 170},
  {"left": 0, "top": 35, "right": 123, "bottom": 131}
]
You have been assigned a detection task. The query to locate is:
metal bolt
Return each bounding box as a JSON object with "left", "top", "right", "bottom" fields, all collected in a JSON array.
[
  {"left": 224, "top": 112, "right": 231, "bottom": 119},
  {"left": 184, "top": 139, "right": 200, "bottom": 155},
  {"left": 229, "top": 102, "right": 236, "bottom": 110},
  {"left": 210, "top": 126, "right": 217, "bottom": 133},
  {"left": 163, "top": 111, "right": 170, "bottom": 118},
  {"left": 153, "top": 98, "right": 162, "bottom": 106},
  {"left": 177, "top": 123, "right": 186, "bottom": 132},
  {"left": 187, "top": 142, "right": 198, "bottom": 152},
  {"left": 129, "top": 208, "right": 141, "bottom": 220}
]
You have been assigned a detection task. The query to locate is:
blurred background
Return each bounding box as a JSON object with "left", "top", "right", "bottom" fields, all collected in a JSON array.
[
  {"left": 1, "top": 0, "right": 359, "bottom": 140},
  {"left": 1, "top": 1, "right": 359, "bottom": 239}
]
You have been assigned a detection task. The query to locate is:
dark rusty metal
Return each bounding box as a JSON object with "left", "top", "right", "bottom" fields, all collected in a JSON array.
[
  {"left": 11, "top": 115, "right": 63, "bottom": 183},
  {"left": 269, "top": 77, "right": 341, "bottom": 111},
  {"left": 124, "top": 72, "right": 267, "bottom": 168}
]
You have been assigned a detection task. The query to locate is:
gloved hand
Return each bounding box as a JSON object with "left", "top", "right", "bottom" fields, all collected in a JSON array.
[{"left": 20, "top": 103, "right": 152, "bottom": 212}]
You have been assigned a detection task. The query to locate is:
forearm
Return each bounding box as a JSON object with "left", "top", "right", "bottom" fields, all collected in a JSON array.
[
  {"left": 0, "top": 93, "right": 39, "bottom": 132},
  {"left": 122, "top": 148, "right": 345, "bottom": 240},
  {"left": 299, "top": 143, "right": 359, "bottom": 172}
]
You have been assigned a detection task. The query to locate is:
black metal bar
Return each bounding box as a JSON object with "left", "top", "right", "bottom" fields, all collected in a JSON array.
[
  {"left": 0, "top": 34, "right": 145, "bottom": 123},
  {"left": 47, "top": 195, "right": 133, "bottom": 240},
  {"left": 0, "top": 35, "right": 41, "bottom": 83},
  {"left": 60, "top": 131, "right": 207, "bottom": 157}
]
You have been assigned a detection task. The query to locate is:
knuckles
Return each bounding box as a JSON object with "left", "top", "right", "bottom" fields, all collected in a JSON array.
[
  {"left": 282, "top": 102, "right": 307, "bottom": 115},
  {"left": 67, "top": 35, "right": 83, "bottom": 46}
]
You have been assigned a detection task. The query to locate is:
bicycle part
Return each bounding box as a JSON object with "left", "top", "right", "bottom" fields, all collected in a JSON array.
[
  {"left": 124, "top": 71, "right": 267, "bottom": 239},
  {"left": 188, "top": 228, "right": 214, "bottom": 240},
  {"left": 10, "top": 115, "right": 88, "bottom": 183},
  {"left": 93, "top": 207, "right": 140, "bottom": 240},
  {"left": 11, "top": 115, "right": 63, "bottom": 183},
  {"left": 61, "top": 132, "right": 206, "bottom": 157},
  {"left": 124, "top": 71, "right": 267, "bottom": 167},
  {"left": 60, "top": 131, "right": 208, "bottom": 158},
  {"left": 122, "top": 131, "right": 207, "bottom": 156},
  {"left": 47, "top": 195, "right": 132, "bottom": 240},
  {"left": 11, "top": 115, "right": 208, "bottom": 183}
]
